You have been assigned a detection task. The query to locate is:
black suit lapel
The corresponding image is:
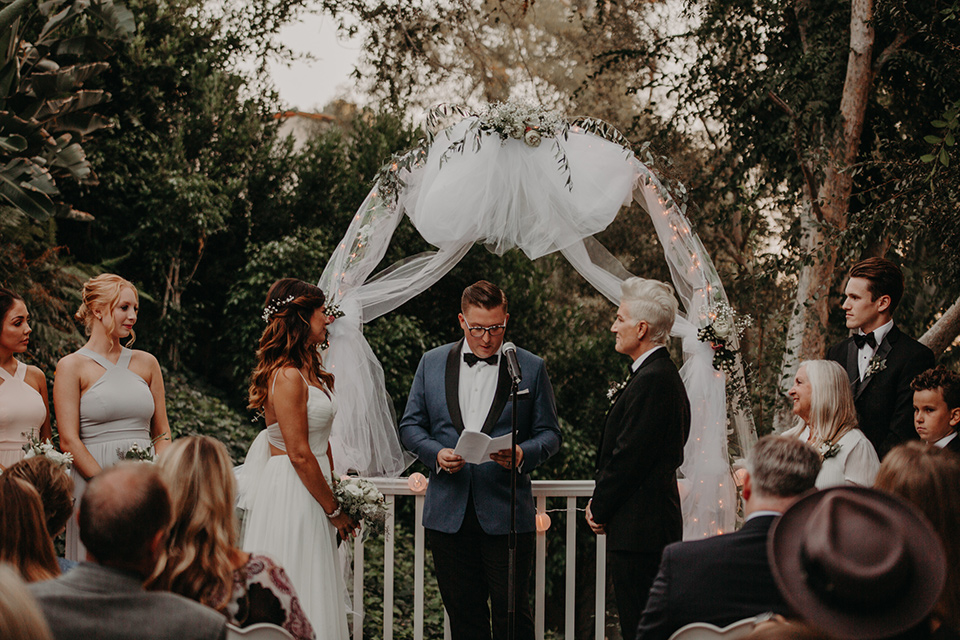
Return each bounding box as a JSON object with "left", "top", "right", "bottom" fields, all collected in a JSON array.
[
  {"left": 596, "top": 349, "right": 670, "bottom": 470},
  {"left": 855, "top": 327, "right": 898, "bottom": 400},
  {"left": 445, "top": 339, "right": 466, "bottom": 435},
  {"left": 480, "top": 357, "right": 512, "bottom": 435}
]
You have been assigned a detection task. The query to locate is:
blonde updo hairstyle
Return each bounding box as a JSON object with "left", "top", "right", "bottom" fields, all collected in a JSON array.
[{"left": 75, "top": 274, "right": 138, "bottom": 345}]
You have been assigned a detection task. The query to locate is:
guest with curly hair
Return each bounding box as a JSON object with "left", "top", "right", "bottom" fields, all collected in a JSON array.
[
  {"left": 53, "top": 273, "right": 172, "bottom": 561},
  {"left": 910, "top": 366, "right": 960, "bottom": 453},
  {"left": 149, "top": 436, "right": 314, "bottom": 640}
]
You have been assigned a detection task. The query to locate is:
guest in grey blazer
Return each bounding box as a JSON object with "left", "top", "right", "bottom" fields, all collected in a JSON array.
[{"left": 30, "top": 463, "right": 226, "bottom": 640}]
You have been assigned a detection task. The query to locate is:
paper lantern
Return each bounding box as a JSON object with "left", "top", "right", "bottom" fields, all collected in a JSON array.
[
  {"left": 535, "top": 511, "right": 551, "bottom": 533},
  {"left": 407, "top": 472, "right": 427, "bottom": 494}
]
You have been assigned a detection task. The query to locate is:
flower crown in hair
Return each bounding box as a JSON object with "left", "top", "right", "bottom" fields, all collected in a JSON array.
[{"left": 262, "top": 295, "right": 295, "bottom": 323}]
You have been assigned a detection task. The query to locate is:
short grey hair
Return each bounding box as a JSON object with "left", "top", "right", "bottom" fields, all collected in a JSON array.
[
  {"left": 619, "top": 277, "right": 678, "bottom": 345},
  {"left": 745, "top": 435, "right": 821, "bottom": 498}
]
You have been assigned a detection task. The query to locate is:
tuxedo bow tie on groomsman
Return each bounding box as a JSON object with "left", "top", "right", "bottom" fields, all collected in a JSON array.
[
  {"left": 826, "top": 257, "right": 935, "bottom": 458},
  {"left": 852, "top": 332, "right": 877, "bottom": 349}
]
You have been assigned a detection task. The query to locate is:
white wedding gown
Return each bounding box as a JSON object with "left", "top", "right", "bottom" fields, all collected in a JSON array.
[{"left": 239, "top": 382, "right": 349, "bottom": 639}]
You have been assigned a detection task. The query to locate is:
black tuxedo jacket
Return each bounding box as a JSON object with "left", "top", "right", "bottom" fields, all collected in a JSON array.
[
  {"left": 591, "top": 348, "right": 690, "bottom": 553},
  {"left": 827, "top": 326, "right": 935, "bottom": 458},
  {"left": 636, "top": 515, "right": 789, "bottom": 640}
]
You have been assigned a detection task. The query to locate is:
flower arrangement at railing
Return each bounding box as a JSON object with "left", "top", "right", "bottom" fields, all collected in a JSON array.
[
  {"left": 698, "top": 301, "right": 753, "bottom": 410},
  {"left": 334, "top": 475, "right": 389, "bottom": 541},
  {"left": 22, "top": 431, "right": 73, "bottom": 468}
]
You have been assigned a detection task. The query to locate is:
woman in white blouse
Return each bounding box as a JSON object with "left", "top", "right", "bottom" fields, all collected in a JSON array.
[{"left": 785, "top": 359, "right": 880, "bottom": 488}]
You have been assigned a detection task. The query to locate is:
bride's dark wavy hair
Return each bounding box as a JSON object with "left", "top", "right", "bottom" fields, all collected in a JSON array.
[{"left": 248, "top": 278, "right": 334, "bottom": 411}]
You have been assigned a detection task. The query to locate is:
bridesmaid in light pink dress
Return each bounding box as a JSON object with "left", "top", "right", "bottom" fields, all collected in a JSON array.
[{"left": 0, "top": 289, "right": 51, "bottom": 470}]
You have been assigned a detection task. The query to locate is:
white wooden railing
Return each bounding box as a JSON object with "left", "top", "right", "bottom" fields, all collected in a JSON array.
[{"left": 350, "top": 478, "right": 604, "bottom": 640}]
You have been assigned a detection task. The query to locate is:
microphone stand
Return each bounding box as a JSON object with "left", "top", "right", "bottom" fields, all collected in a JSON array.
[{"left": 507, "top": 378, "right": 519, "bottom": 640}]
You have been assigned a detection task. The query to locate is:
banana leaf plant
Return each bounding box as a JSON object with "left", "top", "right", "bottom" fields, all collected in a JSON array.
[{"left": 0, "top": 0, "right": 134, "bottom": 221}]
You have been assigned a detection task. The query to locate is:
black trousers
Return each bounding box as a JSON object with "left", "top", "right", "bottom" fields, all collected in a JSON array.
[
  {"left": 608, "top": 550, "right": 663, "bottom": 640},
  {"left": 426, "top": 494, "right": 536, "bottom": 640}
]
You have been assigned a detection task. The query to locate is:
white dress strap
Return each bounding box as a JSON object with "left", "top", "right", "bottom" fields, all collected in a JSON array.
[
  {"left": 270, "top": 368, "right": 310, "bottom": 395},
  {"left": 0, "top": 361, "right": 14, "bottom": 381},
  {"left": 14, "top": 360, "right": 26, "bottom": 381}
]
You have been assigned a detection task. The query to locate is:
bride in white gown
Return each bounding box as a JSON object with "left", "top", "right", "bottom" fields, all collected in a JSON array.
[{"left": 238, "top": 278, "right": 359, "bottom": 637}]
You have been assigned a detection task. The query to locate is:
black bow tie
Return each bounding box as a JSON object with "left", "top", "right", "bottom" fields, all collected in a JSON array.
[
  {"left": 853, "top": 332, "right": 877, "bottom": 349},
  {"left": 464, "top": 352, "right": 499, "bottom": 367}
]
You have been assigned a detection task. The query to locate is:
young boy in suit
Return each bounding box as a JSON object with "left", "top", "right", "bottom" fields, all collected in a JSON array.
[{"left": 911, "top": 366, "right": 960, "bottom": 453}]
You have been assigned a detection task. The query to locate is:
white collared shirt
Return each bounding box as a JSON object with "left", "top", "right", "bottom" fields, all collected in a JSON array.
[
  {"left": 459, "top": 343, "right": 501, "bottom": 432},
  {"left": 857, "top": 320, "right": 893, "bottom": 380},
  {"left": 934, "top": 432, "right": 958, "bottom": 449},
  {"left": 631, "top": 345, "right": 665, "bottom": 373}
]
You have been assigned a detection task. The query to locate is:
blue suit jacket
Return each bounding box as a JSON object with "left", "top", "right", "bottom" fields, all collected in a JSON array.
[{"left": 399, "top": 340, "right": 561, "bottom": 534}]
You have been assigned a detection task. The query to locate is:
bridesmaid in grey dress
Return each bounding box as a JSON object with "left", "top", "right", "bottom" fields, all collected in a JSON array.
[{"left": 53, "top": 274, "right": 172, "bottom": 561}]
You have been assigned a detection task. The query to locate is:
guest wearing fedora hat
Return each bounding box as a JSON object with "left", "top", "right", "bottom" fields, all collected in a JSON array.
[{"left": 768, "top": 486, "right": 947, "bottom": 640}]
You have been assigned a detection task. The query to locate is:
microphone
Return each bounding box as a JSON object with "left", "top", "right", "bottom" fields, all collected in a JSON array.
[{"left": 502, "top": 342, "right": 522, "bottom": 385}]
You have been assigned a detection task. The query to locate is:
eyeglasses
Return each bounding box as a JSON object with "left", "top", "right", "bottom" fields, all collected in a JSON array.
[{"left": 464, "top": 319, "right": 506, "bottom": 338}]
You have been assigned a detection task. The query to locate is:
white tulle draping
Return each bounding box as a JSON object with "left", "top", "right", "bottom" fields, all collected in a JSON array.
[
  {"left": 401, "top": 118, "right": 636, "bottom": 259},
  {"left": 317, "top": 112, "right": 756, "bottom": 539}
]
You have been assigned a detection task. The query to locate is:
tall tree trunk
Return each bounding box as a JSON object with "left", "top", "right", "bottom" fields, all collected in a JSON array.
[
  {"left": 921, "top": 294, "right": 960, "bottom": 356},
  {"left": 774, "top": 0, "right": 875, "bottom": 431}
]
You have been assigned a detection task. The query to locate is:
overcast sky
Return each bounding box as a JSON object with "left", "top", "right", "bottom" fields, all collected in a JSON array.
[{"left": 268, "top": 12, "right": 363, "bottom": 112}]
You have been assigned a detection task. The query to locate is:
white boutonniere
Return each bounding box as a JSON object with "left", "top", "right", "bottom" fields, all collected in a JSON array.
[
  {"left": 607, "top": 380, "right": 628, "bottom": 404},
  {"left": 864, "top": 356, "right": 887, "bottom": 379},
  {"left": 818, "top": 440, "right": 842, "bottom": 460}
]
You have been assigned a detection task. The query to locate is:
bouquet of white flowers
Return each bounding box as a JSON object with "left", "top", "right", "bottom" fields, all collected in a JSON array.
[
  {"left": 22, "top": 431, "right": 73, "bottom": 468},
  {"left": 333, "top": 476, "right": 389, "bottom": 540}
]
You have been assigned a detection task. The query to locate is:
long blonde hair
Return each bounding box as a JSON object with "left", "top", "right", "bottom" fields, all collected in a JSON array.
[
  {"left": 148, "top": 436, "right": 237, "bottom": 611},
  {"left": 248, "top": 278, "right": 333, "bottom": 411},
  {"left": 796, "top": 360, "right": 859, "bottom": 447},
  {"left": 75, "top": 273, "right": 138, "bottom": 345}
]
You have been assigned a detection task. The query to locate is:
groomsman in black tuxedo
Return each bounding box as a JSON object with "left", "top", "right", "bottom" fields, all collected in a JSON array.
[
  {"left": 826, "top": 258, "right": 935, "bottom": 458},
  {"left": 586, "top": 277, "right": 690, "bottom": 640},
  {"left": 636, "top": 436, "right": 822, "bottom": 640}
]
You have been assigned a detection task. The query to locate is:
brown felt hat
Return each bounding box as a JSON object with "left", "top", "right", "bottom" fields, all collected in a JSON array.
[{"left": 768, "top": 487, "right": 947, "bottom": 640}]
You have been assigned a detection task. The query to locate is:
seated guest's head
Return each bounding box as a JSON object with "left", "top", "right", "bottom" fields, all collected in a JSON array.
[
  {"left": 744, "top": 617, "right": 830, "bottom": 640},
  {"left": 0, "top": 563, "right": 53, "bottom": 640},
  {"left": 876, "top": 442, "right": 960, "bottom": 634},
  {"left": 788, "top": 360, "right": 858, "bottom": 447},
  {"left": 78, "top": 463, "right": 172, "bottom": 576},
  {"left": 910, "top": 367, "right": 960, "bottom": 446},
  {"left": 148, "top": 436, "right": 239, "bottom": 610},
  {"left": 615, "top": 278, "right": 677, "bottom": 357},
  {"left": 742, "top": 435, "right": 820, "bottom": 514},
  {"left": 0, "top": 475, "right": 59, "bottom": 582},
  {"left": 6, "top": 457, "right": 75, "bottom": 538},
  {"left": 769, "top": 486, "right": 946, "bottom": 639}
]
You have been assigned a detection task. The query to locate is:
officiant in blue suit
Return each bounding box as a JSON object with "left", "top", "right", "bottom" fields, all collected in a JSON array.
[{"left": 399, "top": 280, "right": 561, "bottom": 640}]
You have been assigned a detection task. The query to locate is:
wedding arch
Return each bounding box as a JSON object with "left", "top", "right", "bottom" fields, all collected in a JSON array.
[{"left": 318, "top": 103, "right": 757, "bottom": 540}]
